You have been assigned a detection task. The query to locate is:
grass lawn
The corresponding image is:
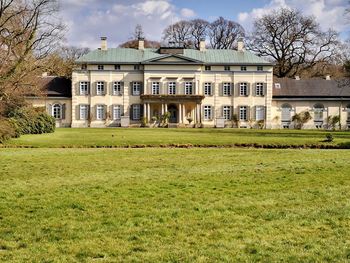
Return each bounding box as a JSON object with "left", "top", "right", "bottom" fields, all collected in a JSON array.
[
  {"left": 1, "top": 148, "right": 350, "bottom": 262},
  {"left": 4, "top": 128, "right": 350, "bottom": 148}
]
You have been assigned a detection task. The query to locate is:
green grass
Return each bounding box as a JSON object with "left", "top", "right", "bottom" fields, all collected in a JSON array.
[
  {"left": 1, "top": 148, "right": 350, "bottom": 262},
  {"left": 4, "top": 128, "right": 350, "bottom": 148}
]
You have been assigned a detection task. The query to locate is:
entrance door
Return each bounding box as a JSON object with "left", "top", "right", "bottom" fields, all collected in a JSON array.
[{"left": 168, "top": 104, "right": 178, "bottom": 123}]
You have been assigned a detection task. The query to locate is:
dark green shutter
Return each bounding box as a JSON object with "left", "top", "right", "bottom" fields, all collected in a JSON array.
[{"left": 62, "top": 104, "right": 66, "bottom": 120}]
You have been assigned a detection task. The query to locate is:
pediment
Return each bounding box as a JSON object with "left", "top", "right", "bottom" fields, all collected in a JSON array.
[{"left": 143, "top": 54, "right": 202, "bottom": 64}]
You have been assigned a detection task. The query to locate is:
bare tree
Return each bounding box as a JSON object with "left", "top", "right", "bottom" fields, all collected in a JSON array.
[
  {"left": 248, "top": 8, "right": 339, "bottom": 78},
  {"left": 0, "top": 0, "right": 64, "bottom": 113},
  {"left": 162, "top": 20, "right": 193, "bottom": 48},
  {"left": 133, "top": 24, "right": 144, "bottom": 40},
  {"left": 119, "top": 39, "right": 160, "bottom": 49},
  {"left": 208, "top": 17, "right": 245, "bottom": 49},
  {"left": 190, "top": 19, "right": 209, "bottom": 49}
]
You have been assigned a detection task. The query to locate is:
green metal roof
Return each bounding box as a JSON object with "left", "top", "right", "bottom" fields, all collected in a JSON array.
[{"left": 77, "top": 47, "right": 272, "bottom": 65}]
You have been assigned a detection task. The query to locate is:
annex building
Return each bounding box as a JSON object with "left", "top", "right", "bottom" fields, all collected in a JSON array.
[{"left": 31, "top": 37, "right": 350, "bottom": 130}]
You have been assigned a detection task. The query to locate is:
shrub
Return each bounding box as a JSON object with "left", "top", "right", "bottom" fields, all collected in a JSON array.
[
  {"left": 326, "top": 115, "right": 340, "bottom": 130},
  {"left": 325, "top": 133, "right": 334, "bottom": 143},
  {"left": 292, "top": 111, "right": 312, "bottom": 129},
  {"left": 0, "top": 119, "right": 16, "bottom": 143}
]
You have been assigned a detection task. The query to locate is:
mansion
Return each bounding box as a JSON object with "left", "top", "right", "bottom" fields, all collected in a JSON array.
[{"left": 28, "top": 37, "right": 350, "bottom": 129}]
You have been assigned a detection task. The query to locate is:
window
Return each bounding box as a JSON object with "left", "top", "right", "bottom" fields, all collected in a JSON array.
[
  {"left": 346, "top": 104, "right": 350, "bottom": 122},
  {"left": 115, "top": 64, "right": 121, "bottom": 70},
  {"left": 185, "top": 82, "right": 193, "bottom": 95},
  {"left": 241, "top": 66, "right": 247, "bottom": 71},
  {"left": 81, "top": 64, "right": 87, "bottom": 70},
  {"left": 98, "top": 65, "right": 104, "bottom": 70},
  {"left": 240, "top": 83, "right": 248, "bottom": 96},
  {"left": 96, "top": 81, "right": 105, "bottom": 95},
  {"left": 113, "top": 82, "right": 122, "bottom": 95},
  {"left": 152, "top": 82, "right": 160, "bottom": 95},
  {"left": 281, "top": 103, "right": 292, "bottom": 128},
  {"left": 256, "top": 83, "right": 264, "bottom": 96},
  {"left": 223, "top": 83, "right": 231, "bottom": 96},
  {"left": 80, "top": 81, "right": 89, "bottom": 95},
  {"left": 80, "top": 105, "right": 88, "bottom": 120},
  {"left": 239, "top": 106, "right": 248, "bottom": 121},
  {"left": 255, "top": 106, "right": 265, "bottom": 121},
  {"left": 134, "top": 65, "right": 140, "bottom": 70},
  {"left": 96, "top": 105, "right": 105, "bottom": 120},
  {"left": 113, "top": 105, "right": 121, "bottom": 120},
  {"left": 205, "top": 66, "right": 211, "bottom": 71},
  {"left": 257, "top": 66, "right": 263, "bottom": 71},
  {"left": 132, "top": 82, "right": 141, "bottom": 96},
  {"left": 314, "top": 103, "right": 324, "bottom": 128},
  {"left": 52, "top": 104, "right": 61, "bottom": 119},
  {"left": 223, "top": 106, "right": 231, "bottom": 120},
  {"left": 168, "top": 82, "right": 176, "bottom": 95},
  {"left": 204, "top": 83, "right": 212, "bottom": 96},
  {"left": 224, "top": 66, "right": 230, "bottom": 71},
  {"left": 132, "top": 104, "right": 141, "bottom": 120},
  {"left": 204, "top": 105, "right": 212, "bottom": 120}
]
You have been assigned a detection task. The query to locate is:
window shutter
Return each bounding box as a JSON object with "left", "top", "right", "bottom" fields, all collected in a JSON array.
[
  {"left": 110, "top": 82, "right": 114, "bottom": 96},
  {"left": 87, "top": 105, "right": 90, "bottom": 120},
  {"left": 76, "top": 82, "right": 80, "bottom": 95},
  {"left": 231, "top": 106, "right": 234, "bottom": 120},
  {"left": 103, "top": 105, "right": 107, "bottom": 119},
  {"left": 130, "top": 82, "right": 134, "bottom": 95},
  {"left": 87, "top": 82, "right": 91, "bottom": 95},
  {"left": 253, "top": 83, "right": 256, "bottom": 96},
  {"left": 121, "top": 105, "right": 124, "bottom": 117},
  {"left": 103, "top": 82, "right": 107, "bottom": 95},
  {"left": 92, "top": 105, "right": 96, "bottom": 120},
  {"left": 219, "top": 83, "right": 223, "bottom": 96},
  {"left": 76, "top": 105, "right": 80, "bottom": 120},
  {"left": 237, "top": 83, "right": 241, "bottom": 96},
  {"left": 110, "top": 105, "right": 114, "bottom": 119},
  {"left": 62, "top": 104, "right": 66, "bottom": 120},
  {"left": 263, "top": 83, "right": 266, "bottom": 96},
  {"left": 202, "top": 83, "right": 206, "bottom": 95},
  {"left": 229, "top": 83, "right": 233, "bottom": 96},
  {"left": 120, "top": 82, "right": 124, "bottom": 95},
  {"left": 159, "top": 82, "right": 163, "bottom": 95},
  {"left": 252, "top": 106, "right": 256, "bottom": 121},
  {"left": 140, "top": 104, "right": 144, "bottom": 118},
  {"left": 247, "top": 83, "right": 250, "bottom": 96},
  {"left": 193, "top": 82, "right": 196, "bottom": 95},
  {"left": 130, "top": 105, "right": 134, "bottom": 120},
  {"left": 140, "top": 82, "right": 144, "bottom": 95}
]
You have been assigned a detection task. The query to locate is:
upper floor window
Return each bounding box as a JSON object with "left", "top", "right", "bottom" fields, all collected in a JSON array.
[
  {"left": 241, "top": 66, "right": 247, "bottom": 71},
  {"left": 98, "top": 65, "right": 104, "bottom": 70},
  {"left": 223, "top": 106, "right": 231, "bottom": 120},
  {"left": 185, "top": 82, "right": 193, "bottom": 95},
  {"left": 204, "top": 82, "right": 212, "bottom": 96},
  {"left": 80, "top": 81, "right": 89, "bottom": 95},
  {"left": 113, "top": 82, "right": 122, "bottom": 95},
  {"left": 132, "top": 82, "right": 141, "bottom": 96},
  {"left": 239, "top": 106, "right": 248, "bottom": 121},
  {"left": 203, "top": 105, "right": 213, "bottom": 120},
  {"left": 96, "top": 81, "right": 105, "bottom": 95},
  {"left": 205, "top": 65, "right": 211, "bottom": 71},
  {"left": 81, "top": 64, "right": 87, "bottom": 70},
  {"left": 224, "top": 66, "right": 231, "bottom": 71},
  {"left": 168, "top": 82, "right": 176, "bottom": 95},
  {"left": 79, "top": 105, "right": 89, "bottom": 120},
  {"left": 96, "top": 105, "right": 105, "bottom": 120},
  {"left": 134, "top": 65, "right": 140, "bottom": 70},
  {"left": 257, "top": 66, "right": 263, "bottom": 71},
  {"left": 152, "top": 82, "right": 160, "bottom": 95},
  {"left": 115, "top": 64, "right": 121, "bottom": 70},
  {"left": 52, "top": 104, "right": 61, "bottom": 119},
  {"left": 240, "top": 82, "right": 248, "bottom": 96},
  {"left": 223, "top": 83, "right": 231, "bottom": 96},
  {"left": 256, "top": 83, "right": 264, "bottom": 96},
  {"left": 113, "top": 105, "right": 121, "bottom": 120}
]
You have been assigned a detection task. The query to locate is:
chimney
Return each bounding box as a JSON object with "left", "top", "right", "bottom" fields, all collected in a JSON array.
[
  {"left": 199, "top": 38, "right": 206, "bottom": 52},
  {"left": 42, "top": 72, "right": 48, "bottom": 77},
  {"left": 138, "top": 37, "right": 144, "bottom": 50},
  {"left": 326, "top": 75, "right": 331, "bottom": 80},
  {"left": 100, "top": 37, "right": 107, "bottom": 51},
  {"left": 295, "top": 75, "right": 300, "bottom": 80},
  {"left": 237, "top": 37, "right": 245, "bottom": 51}
]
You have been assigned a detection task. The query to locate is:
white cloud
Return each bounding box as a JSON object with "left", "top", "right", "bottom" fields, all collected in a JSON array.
[
  {"left": 238, "top": 0, "right": 348, "bottom": 34},
  {"left": 180, "top": 8, "right": 196, "bottom": 18}
]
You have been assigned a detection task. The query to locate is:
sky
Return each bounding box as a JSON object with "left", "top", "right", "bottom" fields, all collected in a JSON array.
[{"left": 58, "top": 0, "right": 350, "bottom": 48}]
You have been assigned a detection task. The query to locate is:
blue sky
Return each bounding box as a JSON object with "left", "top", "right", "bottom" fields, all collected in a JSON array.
[{"left": 59, "top": 0, "right": 349, "bottom": 48}]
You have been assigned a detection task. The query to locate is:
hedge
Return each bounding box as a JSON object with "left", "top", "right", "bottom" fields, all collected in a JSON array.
[{"left": 0, "top": 118, "right": 16, "bottom": 143}]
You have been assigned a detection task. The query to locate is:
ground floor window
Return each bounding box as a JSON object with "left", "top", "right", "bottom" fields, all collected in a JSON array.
[
  {"left": 255, "top": 106, "right": 265, "bottom": 121},
  {"left": 314, "top": 103, "right": 324, "bottom": 128},
  {"left": 203, "top": 105, "right": 212, "bottom": 120},
  {"left": 132, "top": 104, "right": 141, "bottom": 120},
  {"left": 52, "top": 104, "right": 61, "bottom": 119},
  {"left": 80, "top": 105, "right": 88, "bottom": 120},
  {"left": 223, "top": 106, "right": 231, "bottom": 120},
  {"left": 96, "top": 105, "right": 105, "bottom": 120},
  {"left": 113, "top": 105, "right": 121, "bottom": 120},
  {"left": 239, "top": 106, "right": 248, "bottom": 121}
]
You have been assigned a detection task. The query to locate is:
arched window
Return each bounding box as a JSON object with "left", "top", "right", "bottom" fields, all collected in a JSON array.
[
  {"left": 52, "top": 104, "right": 62, "bottom": 119},
  {"left": 313, "top": 103, "right": 324, "bottom": 128}
]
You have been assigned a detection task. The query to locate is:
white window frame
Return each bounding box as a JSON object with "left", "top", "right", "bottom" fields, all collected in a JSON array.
[
  {"left": 96, "top": 81, "right": 105, "bottom": 95},
  {"left": 52, "top": 104, "right": 61, "bottom": 119},
  {"left": 96, "top": 105, "right": 104, "bottom": 120},
  {"left": 241, "top": 66, "right": 247, "bottom": 71},
  {"left": 168, "top": 82, "right": 176, "bottom": 95},
  {"left": 152, "top": 82, "right": 160, "bottom": 95},
  {"left": 256, "top": 83, "right": 264, "bottom": 96},
  {"left": 98, "top": 65, "right": 104, "bottom": 70},
  {"left": 185, "top": 82, "right": 193, "bottom": 95},
  {"left": 113, "top": 82, "right": 122, "bottom": 96},
  {"left": 132, "top": 82, "right": 141, "bottom": 96},
  {"left": 80, "top": 81, "right": 89, "bottom": 95},
  {"left": 257, "top": 66, "right": 263, "bottom": 71},
  {"left": 113, "top": 105, "right": 121, "bottom": 120},
  {"left": 223, "top": 83, "right": 231, "bottom": 96},
  {"left": 204, "top": 105, "right": 212, "bottom": 120},
  {"left": 132, "top": 104, "right": 141, "bottom": 120},
  {"left": 224, "top": 66, "right": 230, "bottom": 71},
  {"left": 204, "top": 82, "right": 212, "bottom": 96},
  {"left": 223, "top": 106, "right": 231, "bottom": 120},
  {"left": 239, "top": 106, "right": 248, "bottom": 121},
  {"left": 205, "top": 65, "right": 211, "bottom": 71},
  {"left": 79, "top": 105, "right": 88, "bottom": 120},
  {"left": 256, "top": 106, "right": 265, "bottom": 121},
  {"left": 240, "top": 83, "right": 248, "bottom": 96}
]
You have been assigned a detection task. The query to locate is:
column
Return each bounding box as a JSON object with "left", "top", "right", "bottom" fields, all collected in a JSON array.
[
  {"left": 179, "top": 103, "right": 182, "bottom": 123},
  {"left": 182, "top": 104, "right": 186, "bottom": 123},
  {"left": 147, "top": 103, "right": 151, "bottom": 121},
  {"left": 143, "top": 104, "right": 147, "bottom": 119},
  {"left": 196, "top": 104, "right": 200, "bottom": 124},
  {"left": 165, "top": 103, "right": 168, "bottom": 113},
  {"left": 161, "top": 104, "right": 164, "bottom": 115}
]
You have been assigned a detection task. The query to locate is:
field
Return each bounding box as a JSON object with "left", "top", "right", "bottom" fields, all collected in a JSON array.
[
  {"left": 1, "top": 129, "right": 350, "bottom": 262},
  {"left": 4, "top": 128, "right": 350, "bottom": 148}
]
